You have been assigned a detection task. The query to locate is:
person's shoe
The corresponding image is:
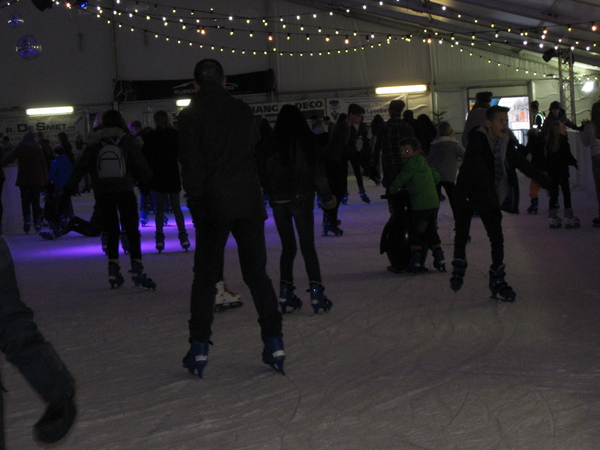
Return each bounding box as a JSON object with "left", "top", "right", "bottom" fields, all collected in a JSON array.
[
  {"left": 262, "top": 337, "right": 285, "bottom": 375},
  {"left": 432, "top": 247, "right": 446, "bottom": 272},
  {"left": 309, "top": 283, "right": 332, "bottom": 314},
  {"left": 182, "top": 340, "right": 210, "bottom": 378},
  {"left": 279, "top": 282, "right": 302, "bottom": 314},
  {"left": 359, "top": 188, "right": 370, "bottom": 204},
  {"left": 108, "top": 262, "right": 124, "bottom": 289},
  {"left": 527, "top": 197, "right": 539, "bottom": 214},
  {"left": 155, "top": 232, "right": 165, "bottom": 253},
  {"left": 178, "top": 231, "right": 191, "bottom": 251},
  {"left": 489, "top": 264, "right": 516, "bottom": 302},
  {"left": 100, "top": 233, "right": 108, "bottom": 254},
  {"left": 130, "top": 261, "right": 156, "bottom": 290},
  {"left": 120, "top": 232, "right": 130, "bottom": 254},
  {"left": 450, "top": 259, "right": 468, "bottom": 292},
  {"left": 140, "top": 210, "right": 149, "bottom": 227},
  {"left": 33, "top": 388, "right": 77, "bottom": 445},
  {"left": 214, "top": 280, "right": 243, "bottom": 312}
]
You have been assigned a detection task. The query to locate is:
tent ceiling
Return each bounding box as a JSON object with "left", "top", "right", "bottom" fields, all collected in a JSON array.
[{"left": 287, "top": 0, "right": 600, "bottom": 73}]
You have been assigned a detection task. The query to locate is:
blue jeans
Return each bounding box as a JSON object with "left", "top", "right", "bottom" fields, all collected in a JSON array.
[
  {"left": 188, "top": 203, "right": 281, "bottom": 342},
  {"left": 271, "top": 198, "right": 322, "bottom": 284},
  {"left": 0, "top": 237, "right": 75, "bottom": 448}
]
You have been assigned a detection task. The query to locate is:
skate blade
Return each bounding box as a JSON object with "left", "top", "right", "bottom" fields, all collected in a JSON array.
[{"left": 214, "top": 301, "right": 243, "bottom": 313}]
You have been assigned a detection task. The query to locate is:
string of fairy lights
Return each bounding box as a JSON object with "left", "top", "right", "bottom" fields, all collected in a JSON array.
[{"left": 5, "top": 0, "right": 600, "bottom": 81}]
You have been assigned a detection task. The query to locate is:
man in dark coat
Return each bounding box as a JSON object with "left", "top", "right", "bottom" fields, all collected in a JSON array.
[
  {"left": 178, "top": 59, "right": 284, "bottom": 377},
  {"left": 451, "top": 105, "right": 549, "bottom": 301},
  {"left": 0, "top": 237, "right": 76, "bottom": 447}
]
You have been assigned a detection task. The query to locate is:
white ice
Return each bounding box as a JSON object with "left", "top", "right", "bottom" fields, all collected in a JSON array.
[{"left": 2, "top": 174, "right": 600, "bottom": 450}]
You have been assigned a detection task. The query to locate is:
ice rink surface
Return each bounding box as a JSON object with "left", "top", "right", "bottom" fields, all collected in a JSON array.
[{"left": 2, "top": 175, "right": 600, "bottom": 450}]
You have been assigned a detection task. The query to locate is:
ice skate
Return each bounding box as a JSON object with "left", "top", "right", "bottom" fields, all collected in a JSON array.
[
  {"left": 33, "top": 388, "right": 76, "bottom": 445},
  {"left": 130, "top": 261, "right": 156, "bottom": 290},
  {"left": 120, "top": 232, "right": 130, "bottom": 254},
  {"left": 432, "top": 246, "right": 446, "bottom": 272},
  {"left": 178, "top": 231, "right": 191, "bottom": 251},
  {"left": 489, "top": 264, "right": 516, "bottom": 302},
  {"left": 155, "top": 232, "right": 165, "bottom": 253},
  {"left": 108, "top": 262, "right": 124, "bottom": 289},
  {"left": 278, "top": 282, "right": 302, "bottom": 314},
  {"left": 408, "top": 248, "right": 422, "bottom": 275},
  {"left": 564, "top": 208, "right": 581, "bottom": 229},
  {"left": 548, "top": 209, "right": 562, "bottom": 229},
  {"left": 34, "top": 218, "right": 42, "bottom": 233},
  {"left": 309, "top": 283, "right": 332, "bottom": 314},
  {"left": 214, "top": 280, "right": 243, "bottom": 312},
  {"left": 527, "top": 197, "right": 539, "bottom": 214},
  {"left": 341, "top": 191, "right": 349, "bottom": 205},
  {"left": 450, "top": 259, "right": 468, "bottom": 292},
  {"left": 100, "top": 233, "right": 108, "bottom": 254},
  {"left": 139, "top": 210, "right": 149, "bottom": 227},
  {"left": 359, "top": 188, "right": 370, "bottom": 204},
  {"left": 182, "top": 340, "right": 209, "bottom": 378},
  {"left": 593, "top": 216, "right": 600, "bottom": 228},
  {"left": 322, "top": 215, "right": 343, "bottom": 237},
  {"left": 262, "top": 336, "right": 286, "bottom": 375},
  {"left": 23, "top": 216, "right": 31, "bottom": 234}
]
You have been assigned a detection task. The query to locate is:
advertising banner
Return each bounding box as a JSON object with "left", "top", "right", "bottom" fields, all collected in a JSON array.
[
  {"left": 114, "top": 69, "right": 275, "bottom": 102},
  {"left": 0, "top": 114, "right": 86, "bottom": 147}
]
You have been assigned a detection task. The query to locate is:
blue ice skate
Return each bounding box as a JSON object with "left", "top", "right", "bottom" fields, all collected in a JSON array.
[
  {"left": 489, "top": 264, "right": 516, "bottom": 302},
  {"left": 262, "top": 337, "right": 286, "bottom": 375},
  {"left": 183, "top": 340, "right": 210, "bottom": 378}
]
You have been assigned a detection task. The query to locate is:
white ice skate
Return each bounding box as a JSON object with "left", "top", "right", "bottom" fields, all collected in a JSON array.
[{"left": 214, "top": 280, "right": 243, "bottom": 312}]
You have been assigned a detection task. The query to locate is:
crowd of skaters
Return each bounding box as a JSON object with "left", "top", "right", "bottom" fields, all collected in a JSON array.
[{"left": 3, "top": 58, "right": 600, "bottom": 447}]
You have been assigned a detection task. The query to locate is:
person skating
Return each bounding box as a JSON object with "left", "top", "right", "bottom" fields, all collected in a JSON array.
[
  {"left": 65, "top": 110, "right": 156, "bottom": 290},
  {"left": 451, "top": 105, "right": 550, "bottom": 301},
  {"left": 259, "top": 104, "right": 336, "bottom": 314},
  {"left": 178, "top": 59, "right": 284, "bottom": 377}
]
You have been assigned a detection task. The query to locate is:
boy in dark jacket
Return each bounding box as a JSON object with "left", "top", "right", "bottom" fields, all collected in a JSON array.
[
  {"left": 451, "top": 106, "right": 549, "bottom": 301},
  {"left": 388, "top": 137, "right": 445, "bottom": 274}
]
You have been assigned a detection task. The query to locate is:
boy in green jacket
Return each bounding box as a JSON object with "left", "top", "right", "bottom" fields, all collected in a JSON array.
[{"left": 388, "top": 137, "right": 445, "bottom": 273}]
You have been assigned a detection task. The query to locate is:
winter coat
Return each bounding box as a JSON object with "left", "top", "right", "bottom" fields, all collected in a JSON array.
[
  {"left": 1, "top": 141, "right": 48, "bottom": 188},
  {"left": 388, "top": 153, "right": 441, "bottom": 211},
  {"left": 48, "top": 154, "right": 73, "bottom": 189},
  {"left": 178, "top": 82, "right": 266, "bottom": 224},
  {"left": 67, "top": 127, "right": 152, "bottom": 195},
  {"left": 520, "top": 133, "right": 546, "bottom": 170},
  {"left": 259, "top": 135, "right": 333, "bottom": 204},
  {"left": 546, "top": 134, "right": 577, "bottom": 179},
  {"left": 427, "top": 137, "right": 465, "bottom": 183},
  {"left": 580, "top": 123, "right": 600, "bottom": 158},
  {"left": 454, "top": 126, "right": 549, "bottom": 213},
  {"left": 141, "top": 127, "right": 182, "bottom": 194}
]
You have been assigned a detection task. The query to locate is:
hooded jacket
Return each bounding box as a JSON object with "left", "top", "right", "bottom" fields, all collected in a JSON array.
[{"left": 388, "top": 153, "right": 441, "bottom": 211}]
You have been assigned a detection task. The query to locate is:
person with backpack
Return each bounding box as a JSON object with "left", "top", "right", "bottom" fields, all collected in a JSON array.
[{"left": 65, "top": 110, "right": 156, "bottom": 290}]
